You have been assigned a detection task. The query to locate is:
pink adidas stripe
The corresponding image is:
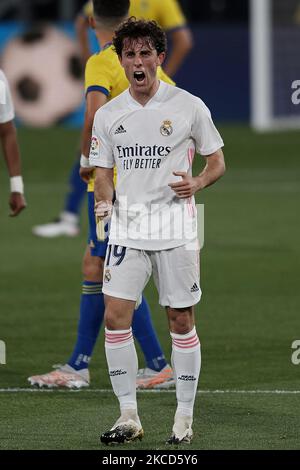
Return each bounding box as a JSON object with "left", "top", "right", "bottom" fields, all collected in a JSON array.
[
  {"left": 105, "top": 333, "right": 132, "bottom": 340},
  {"left": 105, "top": 332, "right": 132, "bottom": 339},
  {"left": 186, "top": 148, "right": 196, "bottom": 218},
  {"left": 187, "top": 197, "right": 196, "bottom": 218},
  {"left": 172, "top": 333, "right": 200, "bottom": 349},
  {"left": 188, "top": 148, "right": 195, "bottom": 166},
  {"left": 173, "top": 339, "right": 199, "bottom": 349},
  {"left": 173, "top": 333, "right": 198, "bottom": 344},
  {"left": 105, "top": 331, "right": 132, "bottom": 344}
]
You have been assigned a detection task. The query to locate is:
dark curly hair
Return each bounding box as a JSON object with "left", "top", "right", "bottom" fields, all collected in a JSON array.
[
  {"left": 113, "top": 17, "right": 167, "bottom": 57},
  {"left": 93, "top": 0, "right": 129, "bottom": 19}
]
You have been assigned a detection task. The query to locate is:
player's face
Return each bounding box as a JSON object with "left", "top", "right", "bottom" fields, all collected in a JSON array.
[{"left": 120, "top": 38, "right": 165, "bottom": 98}]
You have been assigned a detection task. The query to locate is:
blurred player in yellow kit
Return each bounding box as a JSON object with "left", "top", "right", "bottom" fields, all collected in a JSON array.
[
  {"left": 28, "top": 0, "right": 176, "bottom": 390},
  {"left": 80, "top": 0, "right": 192, "bottom": 76},
  {"left": 32, "top": 0, "right": 193, "bottom": 238}
]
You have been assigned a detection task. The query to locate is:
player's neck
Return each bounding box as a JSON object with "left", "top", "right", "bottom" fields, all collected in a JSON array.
[
  {"left": 96, "top": 31, "right": 113, "bottom": 50},
  {"left": 129, "top": 79, "right": 160, "bottom": 106}
]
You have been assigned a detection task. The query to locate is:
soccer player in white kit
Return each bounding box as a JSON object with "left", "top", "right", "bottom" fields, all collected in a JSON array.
[
  {"left": 0, "top": 69, "right": 26, "bottom": 216},
  {"left": 90, "top": 18, "right": 225, "bottom": 445}
]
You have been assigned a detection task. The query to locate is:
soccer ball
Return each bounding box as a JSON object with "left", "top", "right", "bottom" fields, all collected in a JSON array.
[{"left": 1, "top": 25, "right": 84, "bottom": 127}]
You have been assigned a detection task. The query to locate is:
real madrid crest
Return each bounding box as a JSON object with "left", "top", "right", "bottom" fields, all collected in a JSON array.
[
  {"left": 104, "top": 268, "right": 111, "bottom": 283},
  {"left": 160, "top": 120, "right": 173, "bottom": 136}
]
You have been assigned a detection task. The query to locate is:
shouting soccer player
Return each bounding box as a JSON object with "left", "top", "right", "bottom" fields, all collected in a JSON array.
[
  {"left": 32, "top": 0, "right": 193, "bottom": 238},
  {"left": 28, "top": 0, "right": 175, "bottom": 390},
  {"left": 0, "top": 69, "right": 26, "bottom": 217},
  {"left": 91, "top": 18, "right": 225, "bottom": 444}
]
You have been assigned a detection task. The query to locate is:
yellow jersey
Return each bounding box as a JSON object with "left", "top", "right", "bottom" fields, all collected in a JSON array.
[
  {"left": 85, "top": 44, "right": 174, "bottom": 191},
  {"left": 83, "top": 0, "right": 186, "bottom": 31}
]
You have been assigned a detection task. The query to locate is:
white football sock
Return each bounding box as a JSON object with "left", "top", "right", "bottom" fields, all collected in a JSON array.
[
  {"left": 170, "top": 327, "right": 201, "bottom": 417},
  {"left": 105, "top": 327, "right": 138, "bottom": 413}
]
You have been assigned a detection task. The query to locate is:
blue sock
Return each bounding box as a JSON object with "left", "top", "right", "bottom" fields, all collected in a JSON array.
[
  {"left": 64, "top": 157, "right": 87, "bottom": 215},
  {"left": 132, "top": 296, "right": 167, "bottom": 372},
  {"left": 68, "top": 281, "right": 104, "bottom": 370}
]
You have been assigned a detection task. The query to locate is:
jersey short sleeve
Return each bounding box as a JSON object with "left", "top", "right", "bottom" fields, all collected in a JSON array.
[
  {"left": 82, "top": 0, "right": 93, "bottom": 18},
  {"left": 85, "top": 54, "right": 112, "bottom": 97},
  {"left": 83, "top": 0, "right": 186, "bottom": 29},
  {"left": 191, "top": 98, "right": 224, "bottom": 156},
  {"left": 155, "top": 0, "right": 186, "bottom": 31},
  {"left": 89, "top": 109, "right": 114, "bottom": 169},
  {"left": 129, "top": 0, "right": 186, "bottom": 31},
  {"left": 0, "top": 70, "right": 15, "bottom": 123}
]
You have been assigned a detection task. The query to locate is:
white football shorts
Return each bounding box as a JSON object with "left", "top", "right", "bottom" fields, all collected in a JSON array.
[{"left": 102, "top": 241, "right": 201, "bottom": 308}]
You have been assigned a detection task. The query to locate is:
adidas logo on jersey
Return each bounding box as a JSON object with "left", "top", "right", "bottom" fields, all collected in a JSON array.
[
  {"left": 190, "top": 283, "right": 199, "bottom": 293},
  {"left": 114, "top": 125, "right": 127, "bottom": 134}
]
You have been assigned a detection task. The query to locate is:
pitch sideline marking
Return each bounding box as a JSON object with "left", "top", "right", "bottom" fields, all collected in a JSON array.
[{"left": 0, "top": 388, "right": 300, "bottom": 394}]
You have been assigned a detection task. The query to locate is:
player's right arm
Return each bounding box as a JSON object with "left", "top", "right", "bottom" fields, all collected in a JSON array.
[
  {"left": 80, "top": 52, "right": 112, "bottom": 182},
  {"left": 80, "top": 90, "right": 108, "bottom": 183},
  {"left": 91, "top": 112, "right": 114, "bottom": 238},
  {"left": 94, "top": 167, "right": 114, "bottom": 220},
  {"left": 94, "top": 162, "right": 114, "bottom": 241},
  {"left": 90, "top": 110, "right": 114, "bottom": 207}
]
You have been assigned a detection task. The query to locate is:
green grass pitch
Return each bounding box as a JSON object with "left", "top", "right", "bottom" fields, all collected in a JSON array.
[{"left": 0, "top": 126, "right": 300, "bottom": 450}]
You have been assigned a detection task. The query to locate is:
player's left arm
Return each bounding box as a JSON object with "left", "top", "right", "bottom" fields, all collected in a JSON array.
[
  {"left": 75, "top": 13, "right": 91, "bottom": 66},
  {"left": 75, "top": 1, "right": 94, "bottom": 65},
  {"left": 169, "top": 149, "right": 225, "bottom": 199},
  {"left": 164, "top": 27, "right": 193, "bottom": 78},
  {"left": 0, "top": 120, "right": 26, "bottom": 216},
  {"left": 158, "top": 0, "right": 193, "bottom": 77}
]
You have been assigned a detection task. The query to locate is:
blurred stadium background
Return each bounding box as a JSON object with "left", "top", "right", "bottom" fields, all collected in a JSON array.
[{"left": 0, "top": 0, "right": 300, "bottom": 450}]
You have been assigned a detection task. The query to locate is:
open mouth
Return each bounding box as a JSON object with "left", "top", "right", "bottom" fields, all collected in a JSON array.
[{"left": 134, "top": 71, "right": 146, "bottom": 82}]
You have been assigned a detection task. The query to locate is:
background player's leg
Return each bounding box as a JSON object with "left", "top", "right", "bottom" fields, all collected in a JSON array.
[
  {"left": 63, "top": 158, "right": 87, "bottom": 217},
  {"left": 28, "top": 246, "right": 104, "bottom": 388},
  {"left": 133, "top": 296, "right": 167, "bottom": 372},
  {"left": 32, "top": 156, "right": 85, "bottom": 238},
  {"left": 28, "top": 193, "right": 106, "bottom": 388},
  {"left": 133, "top": 297, "right": 175, "bottom": 389},
  {"left": 67, "top": 247, "right": 104, "bottom": 371}
]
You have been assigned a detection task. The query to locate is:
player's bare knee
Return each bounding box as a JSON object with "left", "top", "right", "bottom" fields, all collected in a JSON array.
[
  {"left": 168, "top": 307, "right": 194, "bottom": 335},
  {"left": 104, "top": 297, "right": 134, "bottom": 330},
  {"left": 105, "top": 309, "right": 130, "bottom": 330},
  {"left": 105, "top": 314, "right": 121, "bottom": 331}
]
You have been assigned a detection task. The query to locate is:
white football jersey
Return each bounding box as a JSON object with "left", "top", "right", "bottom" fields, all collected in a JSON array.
[
  {"left": 0, "top": 69, "right": 15, "bottom": 123},
  {"left": 90, "top": 80, "right": 224, "bottom": 250}
]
